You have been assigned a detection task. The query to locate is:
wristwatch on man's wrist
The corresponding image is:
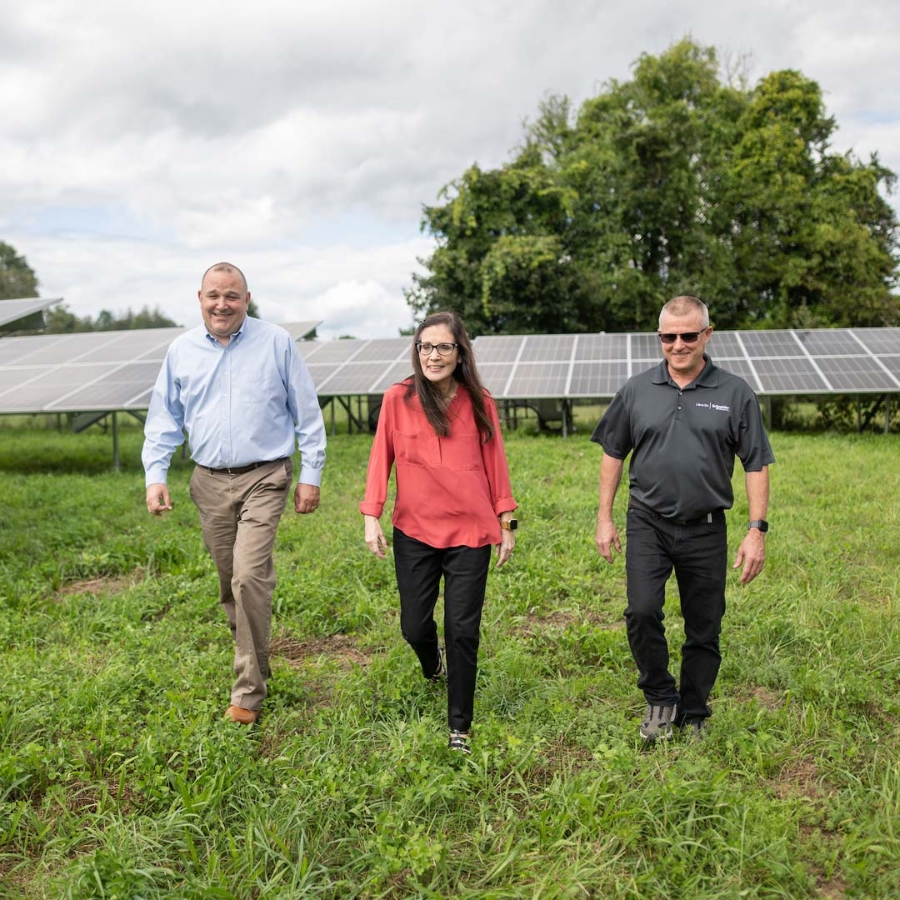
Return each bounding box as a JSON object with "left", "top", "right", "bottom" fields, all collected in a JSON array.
[
  {"left": 500, "top": 518, "right": 518, "bottom": 531},
  {"left": 748, "top": 520, "right": 769, "bottom": 533}
]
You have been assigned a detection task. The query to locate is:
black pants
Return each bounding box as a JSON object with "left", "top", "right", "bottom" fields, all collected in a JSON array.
[
  {"left": 624, "top": 505, "right": 728, "bottom": 722},
  {"left": 393, "top": 528, "right": 491, "bottom": 733}
]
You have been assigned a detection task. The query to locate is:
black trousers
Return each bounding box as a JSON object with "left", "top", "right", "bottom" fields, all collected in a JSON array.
[
  {"left": 393, "top": 528, "right": 492, "bottom": 732},
  {"left": 624, "top": 505, "right": 728, "bottom": 722}
]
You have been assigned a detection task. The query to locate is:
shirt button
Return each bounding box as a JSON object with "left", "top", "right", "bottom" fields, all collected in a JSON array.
[{"left": 677, "top": 406, "right": 682, "bottom": 410}]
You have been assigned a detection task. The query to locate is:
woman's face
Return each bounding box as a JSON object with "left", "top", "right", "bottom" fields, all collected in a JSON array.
[{"left": 417, "top": 323, "right": 459, "bottom": 394}]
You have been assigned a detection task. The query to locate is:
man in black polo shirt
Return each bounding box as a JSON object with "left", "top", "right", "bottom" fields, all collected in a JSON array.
[{"left": 592, "top": 295, "right": 774, "bottom": 742}]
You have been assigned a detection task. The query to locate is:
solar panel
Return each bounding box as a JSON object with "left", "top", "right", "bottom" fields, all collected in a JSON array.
[
  {"left": 48, "top": 362, "right": 165, "bottom": 411},
  {"left": 479, "top": 364, "right": 515, "bottom": 396},
  {"left": 574, "top": 334, "right": 629, "bottom": 361},
  {"left": 852, "top": 328, "right": 900, "bottom": 355},
  {"left": 816, "top": 357, "right": 900, "bottom": 392},
  {"left": 316, "top": 363, "right": 395, "bottom": 395},
  {"left": 505, "top": 363, "right": 570, "bottom": 398},
  {"left": 707, "top": 332, "right": 744, "bottom": 357},
  {"left": 370, "top": 362, "right": 413, "bottom": 393},
  {"left": 518, "top": 335, "right": 576, "bottom": 363},
  {"left": 630, "top": 334, "right": 660, "bottom": 361},
  {"left": 298, "top": 340, "right": 361, "bottom": 363},
  {"left": 738, "top": 331, "right": 803, "bottom": 358},
  {"left": 0, "top": 297, "right": 62, "bottom": 328},
  {"left": 795, "top": 330, "right": 865, "bottom": 356},
  {"left": 472, "top": 336, "right": 524, "bottom": 363},
  {"left": 753, "top": 358, "right": 828, "bottom": 393},
  {"left": 570, "top": 361, "right": 630, "bottom": 396},
  {"left": 716, "top": 359, "right": 759, "bottom": 385},
  {"left": 350, "top": 339, "right": 410, "bottom": 363}
]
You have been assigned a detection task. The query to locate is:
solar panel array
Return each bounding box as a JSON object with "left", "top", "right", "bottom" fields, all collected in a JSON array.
[
  {"left": 300, "top": 328, "right": 900, "bottom": 399},
  {"left": 0, "top": 321, "right": 320, "bottom": 414},
  {"left": 2, "top": 325, "right": 899, "bottom": 415},
  {"left": 0, "top": 297, "right": 62, "bottom": 328}
]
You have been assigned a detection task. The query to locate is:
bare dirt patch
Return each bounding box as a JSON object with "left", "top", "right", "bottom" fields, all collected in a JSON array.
[
  {"left": 270, "top": 633, "right": 372, "bottom": 669},
  {"left": 772, "top": 757, "right": 827, "bottom": 801},
  {"left": 511, "top": 607, "right": 622, "bottom": 637},
  {"left": 55, "top": 569, "right": 145, "bottom": 601}
]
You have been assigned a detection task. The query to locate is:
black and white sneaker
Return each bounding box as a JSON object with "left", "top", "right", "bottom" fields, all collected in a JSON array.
[
  {"left": 448, "top": 730, "right": 471, "bottom": 754},
  {"left": 640, "top": 704, "right": 678, "bottom": 742}
]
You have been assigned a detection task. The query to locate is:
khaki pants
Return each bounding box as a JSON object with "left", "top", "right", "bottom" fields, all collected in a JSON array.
[{"left": 190, "top": 458, "right": 293, "bottom": 710}]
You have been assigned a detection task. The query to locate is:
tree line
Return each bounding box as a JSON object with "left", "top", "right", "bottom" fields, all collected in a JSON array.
[{"left": 407, "top": 39, "right": 899, "bottom": 335}]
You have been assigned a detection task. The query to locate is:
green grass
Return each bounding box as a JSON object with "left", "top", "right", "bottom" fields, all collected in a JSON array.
[{"left": 0, "top": 422, "right": 898, "bottom": 898}]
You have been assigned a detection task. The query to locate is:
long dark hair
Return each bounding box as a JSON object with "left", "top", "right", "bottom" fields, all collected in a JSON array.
[{"left": 405, "top": 311, "right": 494, "bottom": 441}]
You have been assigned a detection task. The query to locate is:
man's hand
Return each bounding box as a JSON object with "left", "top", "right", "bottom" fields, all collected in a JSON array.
[
  {"left": 595, "top": 518, "right": 622, "bottom": 563},
  {"left": 146, "top": 483, "right": 172, "bottom": 516},
  {"left": 364, "top": 515, "right": 388, "bottom": 559},
  {"left": 733, "top": 529, "right": 766, "bottom": 584},
  {"left": 294, "top": 483, "right": 320, "bottom": 514}
]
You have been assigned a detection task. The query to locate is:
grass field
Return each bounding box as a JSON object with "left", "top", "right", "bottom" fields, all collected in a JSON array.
[{"left": 0, "top": 419, "right": 898, "bottom": 899}]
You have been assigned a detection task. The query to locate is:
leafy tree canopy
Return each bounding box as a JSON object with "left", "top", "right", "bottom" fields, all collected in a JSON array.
[
  {"left": 407, "top": 39, "right": 899, "bottom": 334},
  {"left": 0, "top": 241, "right": 39, "bottom": 301}
]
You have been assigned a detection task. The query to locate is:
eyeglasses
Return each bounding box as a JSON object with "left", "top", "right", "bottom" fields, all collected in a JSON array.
[
  {"left": 416, "top": 342, "right": 458, "bottom": 356},
  {"left": 658, "top": 330, "right": 706, "bottom": 345}
]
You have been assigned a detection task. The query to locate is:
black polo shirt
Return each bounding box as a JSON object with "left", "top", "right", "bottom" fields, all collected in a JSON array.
[{"left": 591, "top": 355, "right": 775, "bottom": 521}]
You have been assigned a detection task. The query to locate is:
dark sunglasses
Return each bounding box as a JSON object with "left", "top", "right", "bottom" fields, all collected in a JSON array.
[{"left": 658, "top": 330, "right": 706, "bottom": 345}]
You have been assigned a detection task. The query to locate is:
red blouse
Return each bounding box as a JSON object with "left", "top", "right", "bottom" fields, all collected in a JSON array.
[{"left": 360, "top": 382, "right": 517, "bottom": 548}]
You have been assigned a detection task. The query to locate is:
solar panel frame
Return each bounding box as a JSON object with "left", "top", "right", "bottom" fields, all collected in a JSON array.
[{"left": 0, "top": 297, "right": 62, "bottom": 328}]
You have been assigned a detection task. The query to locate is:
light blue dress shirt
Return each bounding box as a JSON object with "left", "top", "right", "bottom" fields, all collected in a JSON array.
[{"left": 142, "top": 317, "right": 326, "bottom": 487}]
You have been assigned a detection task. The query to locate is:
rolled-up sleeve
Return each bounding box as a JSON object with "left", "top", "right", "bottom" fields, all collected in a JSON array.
[{"left": 481, "top": 395, "right": 517, "bottom": 516}]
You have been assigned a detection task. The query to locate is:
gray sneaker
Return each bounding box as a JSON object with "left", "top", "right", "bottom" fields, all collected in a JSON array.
[
  {"left": 640, "top": 704, "right": 677, "bottom": 742},
  {"left": 680, "top": 717, "right": 705, "bottom": 741}
]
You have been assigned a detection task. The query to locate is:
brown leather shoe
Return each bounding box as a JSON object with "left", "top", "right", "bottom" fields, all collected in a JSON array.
[{"left": 224, "top": 705, "right": 259, "bottom": 725}]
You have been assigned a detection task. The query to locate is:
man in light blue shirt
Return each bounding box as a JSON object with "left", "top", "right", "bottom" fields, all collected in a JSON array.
[{"left": 142, "top": 262, "right": 326, "bottom": 725}]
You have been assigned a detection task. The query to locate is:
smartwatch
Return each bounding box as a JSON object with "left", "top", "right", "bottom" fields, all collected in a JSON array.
[
  {"left": 748, "top": 520, "right": 769, "bottom": 533},
  {"left": 500, "top": 518, "right": 518, "bottom": 531}
]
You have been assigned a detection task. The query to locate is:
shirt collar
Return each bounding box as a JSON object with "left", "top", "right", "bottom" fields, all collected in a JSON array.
[
  {"left": 203, "top": 315, "right": 251, "bottom": 346},
  {"left": 651, "top": 353, "right": 719, "bottom": 389}
]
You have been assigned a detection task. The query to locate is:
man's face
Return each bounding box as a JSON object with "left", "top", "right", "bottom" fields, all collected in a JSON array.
[
  {"left": 198, "top": 269, "right": 250, "bottom": 342},
  {"left": 658, "top": 309, "right": 712, "bottom": 381}
]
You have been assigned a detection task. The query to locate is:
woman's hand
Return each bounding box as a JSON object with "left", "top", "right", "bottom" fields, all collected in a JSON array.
[
  {"left": 496, "top": 528, "right": 515, "bottom": 568},
  {"left": 364, "top": 515, "right": 388, "bottom": 559}
]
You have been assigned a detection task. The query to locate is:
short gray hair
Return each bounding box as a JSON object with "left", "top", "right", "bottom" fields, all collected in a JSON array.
[
  {"left": 201, "top": 262, "right": 248, "bottom": 293},
  {"left": 659, "top": 295, "right": 709, "bottom": 329}
]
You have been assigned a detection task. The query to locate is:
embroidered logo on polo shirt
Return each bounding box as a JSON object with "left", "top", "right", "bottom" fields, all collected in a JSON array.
[{"left": 694, "top": 401, "right": 731, "bottom": 412}]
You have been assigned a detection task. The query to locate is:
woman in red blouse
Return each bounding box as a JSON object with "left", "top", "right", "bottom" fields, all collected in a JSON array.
[{"left": 361, "top": 312, "right": 517, "bottom": 753}]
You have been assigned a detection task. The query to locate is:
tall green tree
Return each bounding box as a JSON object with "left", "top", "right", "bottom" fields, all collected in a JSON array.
[
  {"left": 0, "top": 241, "right": 39, "bottom": 300},
  {"left": 407, "top": 40, "right": 899, "bottom": 334},
  {"left": 42, "top": 304, "right": 179, "bottom": 333}
]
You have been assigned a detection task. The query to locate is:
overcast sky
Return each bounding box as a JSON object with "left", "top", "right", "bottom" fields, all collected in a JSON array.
[{"left": 2, "top": 0, "right": 898, "bottom": 340}]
